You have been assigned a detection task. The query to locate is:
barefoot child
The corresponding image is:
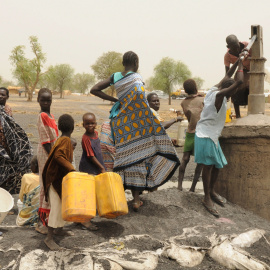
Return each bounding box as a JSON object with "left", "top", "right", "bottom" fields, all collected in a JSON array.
[
  {"left": 195, "top": 58, "right": 244, "bottom": 218},
  {"left": 36, "top": 88, "right": 58, "bottom": 234},
  {"left": 79, "top": 113, "right": 106, "bottom": 175},
  {"left": 177, "top": 79, "right": 204, "bottom": 192},
  {"left": 79, "top": 112, "right": 105, "bottom": 230},
  {"left": 42, "top": 114, "right": 75, "bottom": 250}
]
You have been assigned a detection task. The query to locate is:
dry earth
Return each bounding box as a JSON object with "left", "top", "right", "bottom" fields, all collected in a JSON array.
[{"left": 0, "top": 94, "right": 270, "bottom": 269}]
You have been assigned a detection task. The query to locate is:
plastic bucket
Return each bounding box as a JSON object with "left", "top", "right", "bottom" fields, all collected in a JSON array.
[{"left": 0, "top": 188, "right": 14, "bottom": 224}]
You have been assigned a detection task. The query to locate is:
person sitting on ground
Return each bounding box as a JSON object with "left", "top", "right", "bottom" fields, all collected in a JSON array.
[
  {"left": 42, "top": 114, "right": 75, "bottom": 251},
  {"left": 224, "top": 34, "right": 251, "bottom": 118},
  {"left": 195, "top": 57, "right": 244, "bottom": 218},
  {"left": 147, "top": 92, "right": 183, "bottom": 129},
  {"left": 177, "top": 79, "right": 204, "bottom": 192},
  {"left": 17, "top": 156, "right": 40, "bottom": 226}
]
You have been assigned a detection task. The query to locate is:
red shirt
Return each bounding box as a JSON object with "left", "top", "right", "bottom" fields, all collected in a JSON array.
[{"left": 82, "top": 131, "right": 98, "bottom": 157}]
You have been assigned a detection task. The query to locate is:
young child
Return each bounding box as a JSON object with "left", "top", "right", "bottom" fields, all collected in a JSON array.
[
  {"left": 177, "top": 79, "right": 204, "bottom": 192},
  {"left": 195, "top": 58, "right": 244, "bottom": 217},
  {"left": 42, "top": 114, "right": 75, "bottom": 251},
  {"left": 36, "top": 88, "right": 58, "bottom": 234},
  {"left": 79, "top": 113, "right": 106, "bottom": 175}
]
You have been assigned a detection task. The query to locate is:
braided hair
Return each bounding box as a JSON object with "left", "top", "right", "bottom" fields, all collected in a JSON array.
[
  {"left": 37, "top": 88, "right": 52, "bottom": 101},
  {"left": 122, "top": 51, "right": 139, "bottom": 67}
]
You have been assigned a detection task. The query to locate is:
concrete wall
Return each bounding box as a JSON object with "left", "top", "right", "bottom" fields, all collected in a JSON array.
[{"left": 216, "top": 136, "right": 270, "bottom": 221}]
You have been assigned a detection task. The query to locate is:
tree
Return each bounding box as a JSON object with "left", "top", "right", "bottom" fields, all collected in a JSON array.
[
  {"left": 9, "top": 36, "right": 46, "bottom": 101},
  {"left": 43, "top": 64, "right": 74, "bottom": 98},
  {"left": 91, "top": 51, "right": 123, "bottom": 97},
  {"left": 192, "top": 76, "right": 204, "bottom": 89},
  {"left": 151, "top": 57, "right": 191, "bottom": 105},
  {"left": 73, "top": 73, "right": 95, "bottom": 94}
]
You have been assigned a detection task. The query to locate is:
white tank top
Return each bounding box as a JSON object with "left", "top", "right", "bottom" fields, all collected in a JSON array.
[{"left": 196, "top": 86, "right": 227, "bottom": 145}]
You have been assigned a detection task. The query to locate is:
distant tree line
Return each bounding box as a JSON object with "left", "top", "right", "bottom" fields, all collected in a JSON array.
[{"left": 4, "top": 36, "right": 204, "bottom": 102}]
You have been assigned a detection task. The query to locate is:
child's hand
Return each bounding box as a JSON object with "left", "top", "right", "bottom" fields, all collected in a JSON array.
[{"left": 101, "top": 167, "right": 106, "bottom": 173}]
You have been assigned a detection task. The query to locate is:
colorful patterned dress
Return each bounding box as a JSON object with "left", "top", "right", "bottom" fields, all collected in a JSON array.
[
  {"left": 0, "top": 104, "right": 32, "bottom": 194},
  {"left": 110, "top": 73, "right": 180, "bottom": 190},
  {"left": 37, "top": 112, "right": 58, "bottom": 224}
]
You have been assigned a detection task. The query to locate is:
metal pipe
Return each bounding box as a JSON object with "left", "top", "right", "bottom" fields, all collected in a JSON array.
[{"left": 240, "top": 34, "right": 257, "bottom": 60}]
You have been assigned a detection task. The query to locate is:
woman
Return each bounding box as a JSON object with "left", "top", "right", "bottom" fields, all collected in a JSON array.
[
  {"left": 91, "top": 51, "right": 180, "bottom": 211},
  {"left": 0, "top": 87, "right": 32, "bottom": 194}
]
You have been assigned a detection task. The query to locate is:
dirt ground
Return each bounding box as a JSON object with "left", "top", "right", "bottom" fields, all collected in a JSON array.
[{"left": 1, "top": 94, "right": 270, "bottom": 269}]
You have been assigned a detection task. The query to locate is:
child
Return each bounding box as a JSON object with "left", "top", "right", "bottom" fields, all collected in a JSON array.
[
  {"left": 79, "top": 113, "right": 106, "bottom": 175},
  {"left": 70, "top": 137, "right": 77, "bottom": 169},
  {"left": 36, "top": 88, "right": 58, "bottom": 234},
  {"left": 195, "top": 58, "right": 244, "bottom": 217},
  {"left": 42, "top": 114, "right": 75, "bottom": 251},
  {"left": 177, "top": 79, "right": 204, "bottom": 192},
  {"left": 17, "top": 156, "right": 40, "bottom": 227}
]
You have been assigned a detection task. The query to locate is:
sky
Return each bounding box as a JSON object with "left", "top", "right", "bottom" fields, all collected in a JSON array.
[{"left": 1, "top": 0, "right": 270, "bottom": 89}]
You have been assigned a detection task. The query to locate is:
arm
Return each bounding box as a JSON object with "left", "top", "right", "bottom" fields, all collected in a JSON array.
[
  {"left": 90, "top": 78, "right": 118, "bottom": 102},
  {"left": 162, "top": 116, "right": 184, "bottom": 129},
  {"left": 217, "top": 59, "right": 239, "bottom": 88},
  {"left": 89, "top": 156, "right": 106, "bottom": 173},
  {"left": 215, "top": 61, "right": 244, "bottom": 112},
  {"left": 55, "top": 155, "right": 75, "bottom": 172},
  {"left": 225, "top": 66, "right": 230, "bottom": 74},
  {"left": 43, "top": 143, "right": 52, "bottom": 155}
]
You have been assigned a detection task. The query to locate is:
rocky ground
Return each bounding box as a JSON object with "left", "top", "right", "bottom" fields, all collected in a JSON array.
[{"left": 0, "top": 94, "right": 270, "bottom": 269}]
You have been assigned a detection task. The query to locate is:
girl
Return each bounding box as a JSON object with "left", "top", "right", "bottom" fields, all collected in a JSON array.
[
  {"left": 79, "top": 112, "right": 106, "bottom": 175},
  {"left": 42, "top": 114, "right": 75, "bottom": 250},
  {"left": 36, "top": 88, "right": 58, "bottom": 234}
]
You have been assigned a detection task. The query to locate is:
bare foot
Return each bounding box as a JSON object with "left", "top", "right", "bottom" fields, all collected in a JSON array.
[
  {"left": 81, "top": 221, "right": 99, "bottom": 231},
  {"left": 53, "top": 228, "right": 74, "bottom": 236},
  {"left": 132, "top": 201, "right": 143, "bottom": 212},
  {"left": 189, "top": 188, "right": 195, "bottom": 192},
  {"left": 35, "top": 225, "right": 48, "bottom": 235},
  {"left": 44, "top": 238, "right": 63, "bottom": 251}
]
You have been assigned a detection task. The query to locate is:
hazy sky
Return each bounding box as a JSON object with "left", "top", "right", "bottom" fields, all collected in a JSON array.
[{"left": 1, "top": 0, "right": 270, "bottom": 89}]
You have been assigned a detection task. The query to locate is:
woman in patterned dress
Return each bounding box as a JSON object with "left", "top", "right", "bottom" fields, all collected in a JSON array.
[
  {"left": 36, "top": 88, "right": 58, "bottom": 233},
  {"left": 91, "top": 52, "right": 180, "bottom": 211},
  {"left": 0, "top": 87, "right": 32, "bottom": 194}
]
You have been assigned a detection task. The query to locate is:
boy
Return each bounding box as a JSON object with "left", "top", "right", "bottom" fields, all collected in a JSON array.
[
  {"left": 42, "top": 114, "right": 75, "bottom": 250},
  {"left": 195, "top": 57, "right": 244, "bottom": 217},
  {"left": 177, "top": 79, "right": 204, "bottom": 191}
]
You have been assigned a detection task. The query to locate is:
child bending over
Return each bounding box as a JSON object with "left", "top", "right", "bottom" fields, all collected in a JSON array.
[{"left": 42, "top": 114, "right": 75, "bottom": 250}]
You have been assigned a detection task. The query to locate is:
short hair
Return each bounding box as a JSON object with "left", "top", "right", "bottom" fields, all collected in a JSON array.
[
  {"left": 31, "top": 155, "right": 39, "bottom": 173},
  {"left": 58, "top": 114, "right": 74, "bottom": 133},
  {"left": 183, "top": 79, "right": 197, "bottom": 95},
  {"left": 82, "top": 112, "right": 96, "bottom": 122},
  {"left": 38, "top": 88, "right": 52, "bottom": 100},
  {"left": 226, "top": 35, "right": 239, "bottom": 45},
  {"left": 221, "top": 78, "right": 235, "bottom": 89},
  {"left": 0, "top": 87, "right": 9, "bottom": 97},
  {"left": 147, "top": 92, "right": 158, "bottom": 102},
  {"left": 122, "top": 51, "right": 139, "bottom": 67}
]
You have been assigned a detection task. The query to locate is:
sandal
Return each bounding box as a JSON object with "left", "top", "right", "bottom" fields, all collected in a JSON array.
[
  {"left": 202, "top": 201, "right": 220, "bottom": 218},
  {"left": 211, "top": 194, "right": 227, "bottom": 207},
  {"left": 132, "top": 201, "right": 143, "bottom": 212}
]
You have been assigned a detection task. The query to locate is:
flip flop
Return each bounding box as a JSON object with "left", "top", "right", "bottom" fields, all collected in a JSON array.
[
  {"left": 211, "top": 194, "right": 227, "bottom": 207},
  {"left": 132, "top": 201, "right": 143, "bottom": 212},
  {"left": 202, "top": 201, "right": 220, "bottom": 218}
]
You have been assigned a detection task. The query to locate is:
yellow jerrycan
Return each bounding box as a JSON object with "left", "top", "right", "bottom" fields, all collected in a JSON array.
[
  {"left": 95, "top": 172, "right": 128, "bottom": 219},
  {"left": 62, "top": 172, "right": 96, "bottom": 222}
]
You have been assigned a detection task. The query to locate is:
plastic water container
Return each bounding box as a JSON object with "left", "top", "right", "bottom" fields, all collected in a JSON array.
[
  {"left": 177, "top": 120, "right": 188, "bottom": 146},
  {"left": 95, "top": 172, "right": 128, "bottom": 219},
  {"left": 0, "top": 188, "right": 14, "bottom": 224},
  {"left": 62, "top": 172, "right": 96, "bottom": 222}
]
